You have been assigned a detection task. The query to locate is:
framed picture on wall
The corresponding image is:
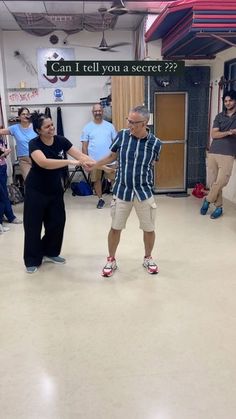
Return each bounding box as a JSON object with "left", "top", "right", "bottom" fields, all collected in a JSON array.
[{"left": 37, "top": 48, "right": 76, "bottom": 88}]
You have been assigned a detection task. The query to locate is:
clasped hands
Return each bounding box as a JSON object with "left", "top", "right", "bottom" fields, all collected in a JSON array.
[
  {"left": 79, "top": 155, "right": 116, "bottom": 174},
  {"left": 79, "top": 154, "right": 96, "bottom": 171}
]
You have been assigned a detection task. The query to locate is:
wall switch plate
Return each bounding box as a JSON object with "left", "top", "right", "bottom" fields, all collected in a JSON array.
[{"left": 149, "top": 113, "right": 153, "bottom": 125}]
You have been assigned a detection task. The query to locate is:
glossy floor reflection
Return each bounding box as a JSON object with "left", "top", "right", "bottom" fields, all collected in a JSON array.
[{"left": 1, "top": 192, "right": 236, "bottom": 419}]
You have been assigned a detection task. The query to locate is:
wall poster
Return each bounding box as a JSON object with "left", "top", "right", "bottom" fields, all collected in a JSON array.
[{"left": 37, "top": 48, "right": 76, "bottom": 88}]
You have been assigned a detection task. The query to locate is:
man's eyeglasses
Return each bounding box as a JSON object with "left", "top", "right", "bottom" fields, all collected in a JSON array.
[{"left": 126, "top": 118, "right": 145, "bottom": 125}]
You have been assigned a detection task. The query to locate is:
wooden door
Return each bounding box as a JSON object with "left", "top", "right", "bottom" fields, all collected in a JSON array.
[
  {"left": 154, "top": 93, "right": 187, "bottom": 192},
  {"left": 111, "top": 76, "right": 144, "bottom": 131}
]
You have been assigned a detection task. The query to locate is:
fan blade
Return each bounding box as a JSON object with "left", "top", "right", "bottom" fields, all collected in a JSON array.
[
  {"left": 65, "top": 43, "right": 120, "bottom": 52},
  {"left": 95, "top": 48, "right": 119, "bottom": 52},
  {"left": 108, "top": 42, "right": 130, "bottom": 48}
]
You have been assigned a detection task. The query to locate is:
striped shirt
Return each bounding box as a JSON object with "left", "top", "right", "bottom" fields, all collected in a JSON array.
[{"left": 111, "top": 129, "right": 162, "bottom": 201}]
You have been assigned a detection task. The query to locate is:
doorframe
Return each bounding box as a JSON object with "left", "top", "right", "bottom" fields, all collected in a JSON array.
[{"left": 153, "top": 91, "right": 188, "bottom": 193}]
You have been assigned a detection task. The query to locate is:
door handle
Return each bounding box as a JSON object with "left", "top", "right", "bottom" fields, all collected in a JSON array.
[{"left": 161, "top": 140, "right": 186, "bottom": 144}]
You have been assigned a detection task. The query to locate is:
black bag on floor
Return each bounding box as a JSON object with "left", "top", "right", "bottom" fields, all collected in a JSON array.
[
  {"left": 71, "top": 181, "right": 93, "bottom": 196},
  {"left": 7, "top": 184, "right": 24, "bottom": 205}
]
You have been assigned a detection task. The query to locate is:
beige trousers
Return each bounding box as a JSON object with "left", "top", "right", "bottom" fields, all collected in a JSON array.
[
  {"left": 207, "top": 153, "right": 234, "bottom": 207},
  {"left": 111, "top": 196, "right": 157, "bottom": 232},
  {"left": 18, "top": 156, "right": 32, "bottom": 180}
]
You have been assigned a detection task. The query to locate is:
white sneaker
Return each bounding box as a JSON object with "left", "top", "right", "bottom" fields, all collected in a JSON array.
[
  {"left": 11, "top": 217, "right": 23, "bottom": 224},
  {"left": 102, "top": 257, "right": 117, "bottom": 277},
  {"left": 0, "top": 224, "right": 10, "bottom": 234},
  {"left": 143, "top": 257, "right": 159, "bottom": 274}
]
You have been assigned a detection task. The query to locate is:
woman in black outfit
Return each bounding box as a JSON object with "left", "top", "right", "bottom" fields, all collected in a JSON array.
[{"left": 24, "top": 112, "right": 94, "bottom": 273}]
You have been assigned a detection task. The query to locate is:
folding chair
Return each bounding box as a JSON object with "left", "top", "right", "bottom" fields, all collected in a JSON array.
[{"left": 64, "top": 165, "right": 91, "bottom": 192}]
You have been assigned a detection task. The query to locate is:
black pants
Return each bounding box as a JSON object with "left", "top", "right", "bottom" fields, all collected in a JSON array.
[{"left": 23, "top": 187, "right": 66, "bottom": 267}]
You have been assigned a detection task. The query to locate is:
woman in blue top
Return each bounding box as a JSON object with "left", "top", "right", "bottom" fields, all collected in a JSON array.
[{"left": 0, "top": 107, "right": 36, "bottom": 180}]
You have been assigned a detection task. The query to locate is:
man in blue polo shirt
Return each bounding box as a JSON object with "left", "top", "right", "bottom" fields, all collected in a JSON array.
[
  {"left": 93, "top": 105, "right": 162, "bottom": 277},
  {"left": 81, "top": 103, "right": 117, "bottom": 209}
]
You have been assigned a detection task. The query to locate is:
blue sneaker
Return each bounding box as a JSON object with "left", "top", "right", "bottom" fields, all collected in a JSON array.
[
  {"left": 43, "top": 256, "right": 66, "bottom": 264},
  {"left": 200, "top": 198, "right": 210, "bottom": 215},
  {"left": 210, "top": 207, "right": 223, "bottom": 219},
  {"left": 97, "top": 199, "right": 105, "bottom": 209},
  {"left": 26, "top": 266, "right": 38, "bottom": 274}
]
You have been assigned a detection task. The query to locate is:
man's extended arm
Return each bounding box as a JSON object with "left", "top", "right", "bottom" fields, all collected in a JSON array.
[{"left": 93, "top": 151, "right": 117, "bottom": 171}]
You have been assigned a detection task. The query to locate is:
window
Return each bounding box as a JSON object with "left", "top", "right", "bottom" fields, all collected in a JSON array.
[{"left": 224, "top": 59, "right": 236, "bottom": 91}]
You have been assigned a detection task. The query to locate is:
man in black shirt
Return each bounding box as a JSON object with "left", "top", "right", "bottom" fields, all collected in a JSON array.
[{"left": 200, "top": 89, "right": 236, "bottom": 219}]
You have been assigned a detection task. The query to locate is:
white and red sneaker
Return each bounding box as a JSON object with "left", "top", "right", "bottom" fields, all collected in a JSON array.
[
  {"left": 102, "top": 257, "right": 117, "bottom": 277},
  {"left": 143, "top": 257, "right": 159, "bottom": 274}
]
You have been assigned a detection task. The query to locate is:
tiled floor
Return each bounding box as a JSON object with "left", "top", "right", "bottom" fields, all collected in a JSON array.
[{"left": 1, "top": 192, "right": 236, "bottom": 419}]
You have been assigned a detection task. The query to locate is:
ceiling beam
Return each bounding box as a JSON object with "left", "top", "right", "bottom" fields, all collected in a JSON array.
[{"left": 209, "top": 33, "right": 236, "bottom": 48}]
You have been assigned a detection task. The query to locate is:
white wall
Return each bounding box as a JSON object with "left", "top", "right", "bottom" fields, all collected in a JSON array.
[
  {"left": 0, "top": 29, "right": 133, "bottom": 148},
  {"left": 0, "top": 29, "right": 14, "bottom": 179},
  {"left": 146, "top": 39, "right": 162, "bottom": 60},
  {"left": 0, "top": 30, "right": 8, "bottom": 129}
]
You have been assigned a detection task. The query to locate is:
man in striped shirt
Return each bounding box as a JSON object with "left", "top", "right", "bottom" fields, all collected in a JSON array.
[{"left": 93, "top": 105, "right": 162, "bottom": 277}]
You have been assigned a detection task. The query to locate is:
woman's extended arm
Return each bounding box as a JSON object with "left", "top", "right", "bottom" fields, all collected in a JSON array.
[{"left": 31, "top": 149, "right": 81, "bottom": 170}]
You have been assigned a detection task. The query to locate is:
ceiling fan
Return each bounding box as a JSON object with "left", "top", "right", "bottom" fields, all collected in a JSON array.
[
  {"left": 64, "top": 37, "right": 129, "bottom": 52},
  {"left": 66, "top": 6, "right": 131, "bottom": 52},
  {"left": 65, "top": 38, "right": 129, "bottom": 52},
  {"left": 64, "top": 1, "right": 164, "bottom": 52},
  {"left": 94, "top": 1, "right": 169, "bottom": 50},
  {"left": 95, "top": 6, "right": 131, "bottom": 52},
  {"left": 95, "top": 31, "right": 130, "bottom": 52}
]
